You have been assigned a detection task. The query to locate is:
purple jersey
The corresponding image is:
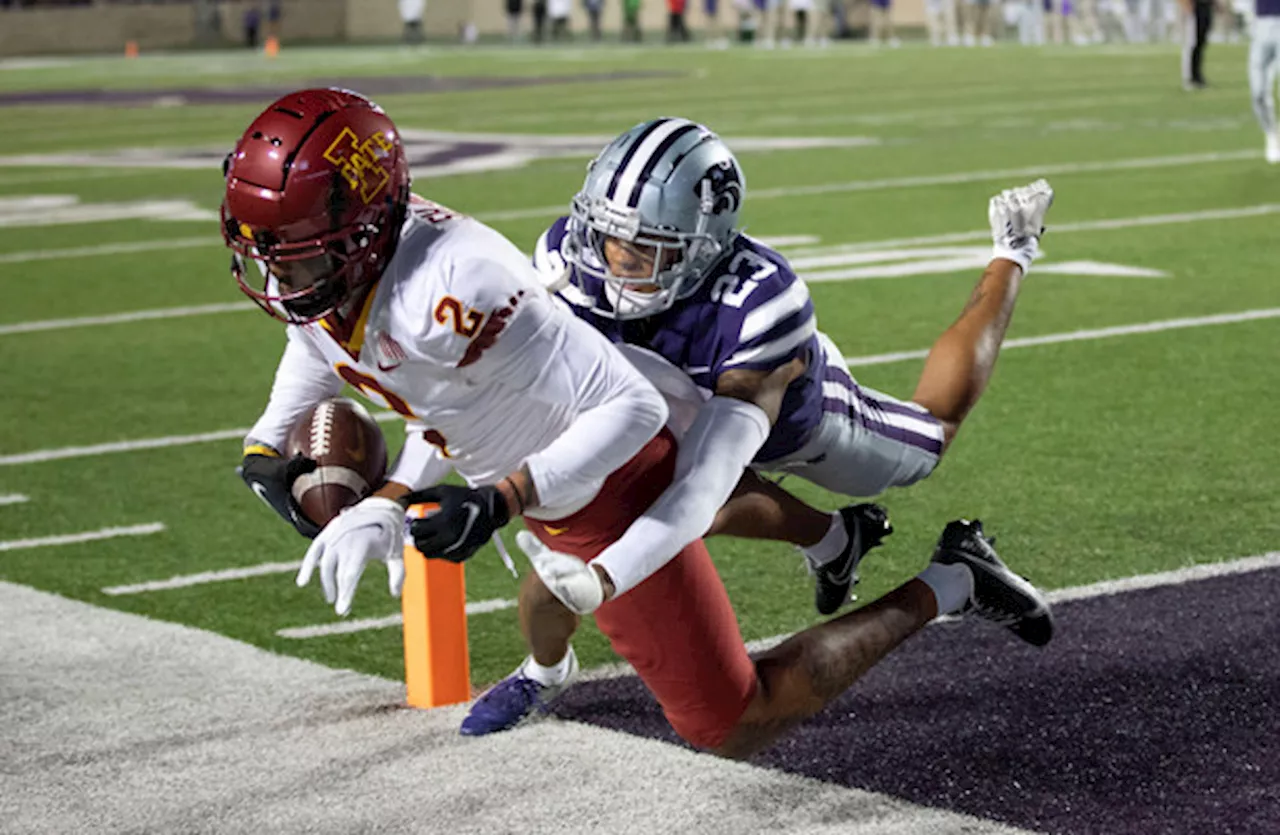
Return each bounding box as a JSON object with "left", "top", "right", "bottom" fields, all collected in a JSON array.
[{"left": 536, "top": 216, "right": 825, "bottom": 463}]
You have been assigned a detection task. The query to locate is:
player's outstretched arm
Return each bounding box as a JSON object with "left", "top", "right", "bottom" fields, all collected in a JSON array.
[
  {"left": 911, "top": 179, "right": 1053, "bottom": 446},
  {"left": 241, "top": 329, "right": 344, "bottom": 537}
]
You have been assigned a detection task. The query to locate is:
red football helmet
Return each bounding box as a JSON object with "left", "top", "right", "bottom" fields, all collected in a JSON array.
[{"left": 221, "top": 88, "right": 411, "bottom": 324}]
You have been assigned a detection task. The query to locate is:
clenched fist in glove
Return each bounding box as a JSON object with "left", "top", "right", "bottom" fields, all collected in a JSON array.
[
  {"left": 516, "top": 530, "right": 613, "bottom": 616},
  {"left": 237, "top": 449, "right": 321, "bottom": 539},
  {"left": 401, "top": 484, "right": 511, "bottom": 563},
  {"left": 989, "top": 179, "right": 1054, "bottom": 274}
]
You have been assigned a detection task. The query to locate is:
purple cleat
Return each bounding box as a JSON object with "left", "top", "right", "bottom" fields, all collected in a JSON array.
[{"left": 460, "top": 649, "right": 579, "bottom": 736}]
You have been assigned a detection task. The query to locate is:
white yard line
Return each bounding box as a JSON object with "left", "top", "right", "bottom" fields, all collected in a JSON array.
[
  {"left": 0, "top": 236, "right": 218, "bottom": 265},
  {"left": 0, "top": 522, "right": 165, "bottom": 552},
  {"left": 843, "top": 307, "right": 1280, "bottom": 367},
  {"left": 101, "top": 560, "right": 302, "bottom": 596},
  {"left": 276, "top": 598, "right": 518, "bottom": 639},
  {"left": 787, "top": 203, "right": 1280, "bottom": 258},
  {"left": 1043, "top": 551, "right": 1280, "bottom": 604},
  {"left": 0, "top": 302, "right": 255, "bottom": 336},
  {"left": 0, "top": 493, "right": 29, "bottom": 505},
  {"left": 0, "top": 409, "right": 400, "bottom": 467}
]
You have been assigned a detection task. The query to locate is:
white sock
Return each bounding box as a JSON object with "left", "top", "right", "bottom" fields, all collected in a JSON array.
[
  {"left": 522, "top": 647, "right": 575, "bottom": 686},
  {"left": 801, "top": 511, "right": 847, "bottom": 568},
  {"left": 916, "top": 562, "right": 973, "bottom": 616}
]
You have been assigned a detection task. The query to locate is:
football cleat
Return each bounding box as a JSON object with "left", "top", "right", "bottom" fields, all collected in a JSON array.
[
  {"left": 459, "top": 648, "right": 579, "bottom": 736},
  {"left": 813, "top": 503, "right": 893, "bottom": 616},
  {"left": 930, "top": 519, "right": 1054, "bottom": 647}
]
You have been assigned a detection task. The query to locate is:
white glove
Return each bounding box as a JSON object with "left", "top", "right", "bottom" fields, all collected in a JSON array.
[
  {"left": 297, "top": 496, "right": 406, "bottom": 616},
  {"left": 516, "top": 530, "right": 606, "bottom": 615},
  {"left": 989, "top": 178, "right": 1054, "bottom": 274}
]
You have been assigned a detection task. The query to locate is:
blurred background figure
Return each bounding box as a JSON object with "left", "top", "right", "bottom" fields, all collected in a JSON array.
[
  {"left": 925, "top": 0, "right": 961, "bottom": 43},
  {"left": 733, "top": 0, "right": 759, "bottom": 42},
  {"left": 963, "top": 0, "right": 996, "bottom": 43},
  {"left": 507, "top": 0, "right": 524, "bottom": 41},
  {"left": 549, "top": 0, "right": 572, "bottom": 39},
  {"left": 584, "top": 0, "right": 604, "bottom": 40},
  {"left": 1073, "top": 0, "right": 1103, "bottom": 40},
  {"left": 399, "top": 0, "right": 426, "bottom": 43},
  {"left": 811, "top": 0, "right": 835, "bottom": 44},
  {"left": 668, "top": 0, "right": 692, "bottom": 40},
  {"left": 869, "top": 0, "right": 900, "bottom": 44},
  {"left": 756, "top": 0, "right": 783, "bottom": 46},
  {"left": 1017, "top": 0, "right": 1048, "bottom": 43},
  {"left": 266, "top": 0, "right": 282, "bottom": 39},
  {"left": 1215, "top": 0, "right": 1248, "bottom": 42},
  {"left": 1249, "top": 0, "right": 1280, "bottom": 159},
  {"left": 243, "top": 4, "right": 262, "bottom": 48},
  {"left": 1182, "top": 0, "right": 1214, "bottom": 87},
  {"left": 790, "top": 0, "right": 813, "bottom": 44},
  {"left": 703, "top": 0, "right": 731, "bottom": 47},
  {"left": 624, "top": 0, "right": 644, "bottom": 40},
  {"left": 1047, "top": 0, "right": 1067, "bottom": 42},
  {"left": 531, "top": 0, "right": 548, "bottom": 42}
]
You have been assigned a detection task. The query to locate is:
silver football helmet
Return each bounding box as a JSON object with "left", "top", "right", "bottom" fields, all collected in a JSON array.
[{"left": 563, "top": 117, "right": 744, "bottom": 320}]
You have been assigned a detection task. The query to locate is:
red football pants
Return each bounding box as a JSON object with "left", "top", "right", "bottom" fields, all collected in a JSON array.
[{"left": 528, "top": 429, "right": 758, "bottom": 749}]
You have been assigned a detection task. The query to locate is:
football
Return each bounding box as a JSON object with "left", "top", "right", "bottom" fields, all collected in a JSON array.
[{"left": 285, "top": 397, "right": 389, "bottom": 529}]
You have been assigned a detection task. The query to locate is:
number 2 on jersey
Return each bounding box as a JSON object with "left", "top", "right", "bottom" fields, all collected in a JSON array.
[
  {"left": 710, "top": 250, "right": 778, "bottom": 308},
  {"left": 434, "top": 295, "right": 484, "bottom": 338}
]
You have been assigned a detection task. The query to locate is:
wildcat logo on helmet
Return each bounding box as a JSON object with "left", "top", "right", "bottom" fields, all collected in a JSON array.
[
  {"left": 699, "top": 160, "right": 743, "bottom": 216},
  {"left": 323, "top": 127, "right": 395, "bottom": 204}
]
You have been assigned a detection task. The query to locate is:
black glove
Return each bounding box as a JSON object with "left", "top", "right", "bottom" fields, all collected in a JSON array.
[
  {"left": 237, "top": 452, "right": 322, "bottom": 539},
  {"left": 402, "top": 484, "right": 510, "bottom": 563}
]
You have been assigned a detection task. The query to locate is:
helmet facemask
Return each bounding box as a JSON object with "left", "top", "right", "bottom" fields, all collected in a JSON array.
[
  {"left": 223, "top": 208, "right": 397, "bottom": 325},
  {"left": 564, "top": 179, "right": 724, "bottom": 321}
]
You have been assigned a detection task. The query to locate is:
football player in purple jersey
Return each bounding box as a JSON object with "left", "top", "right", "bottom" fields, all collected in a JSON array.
[
  {"left": 455, "top": 119, "right": 1056, "bottom": 748},
  {"left": 532, "top": 117, "right": 1054, "bottom": 616}
]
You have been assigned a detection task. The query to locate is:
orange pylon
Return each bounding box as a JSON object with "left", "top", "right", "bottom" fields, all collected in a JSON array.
[
  {"left": 264, "top": 36, "right": 280, "bottom": 58},
  {"left": 124, "top": 41, "right": 139, "bottom": 59},
  {"left": 401, "top": 503, "right": 472, "bottom": 709}
]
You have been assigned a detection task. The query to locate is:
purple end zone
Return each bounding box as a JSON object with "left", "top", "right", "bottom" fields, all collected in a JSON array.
[
  {"left": 551, "top": 567, "right": 1280, "bottom": 834},
  {"left": 0, "top": 72, "right": 677, "bottom": 108}
]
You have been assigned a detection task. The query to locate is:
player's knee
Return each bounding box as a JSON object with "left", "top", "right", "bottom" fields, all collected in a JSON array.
[
  {"left": 671, "top": 712, "right": 744, "bottom": 757},
  {"left": 662, "top": 686, "right": 760, "bottom": 757}
]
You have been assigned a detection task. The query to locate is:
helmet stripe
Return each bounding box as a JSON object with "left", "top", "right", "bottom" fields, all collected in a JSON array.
[
  {"left": 607, "top": 118, "right": 686, "bottom": 203},
  {"left": 605, "top": 118, "right": 671, "bottom": 200},
  {"left": 625, "top": 123, "right": 702, "bottom": 208}
]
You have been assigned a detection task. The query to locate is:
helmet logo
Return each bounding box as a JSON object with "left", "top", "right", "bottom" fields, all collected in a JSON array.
[
  {"left": 323, "top": 127, "right": 394, "bottom": 204},
  {"left": 698, "top": 160, "right": 743, "bottom": 216}
]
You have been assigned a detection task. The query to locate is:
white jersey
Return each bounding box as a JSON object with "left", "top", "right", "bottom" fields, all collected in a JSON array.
[{"left": 247, "top": 201, "right": 668, "bottom": 519}]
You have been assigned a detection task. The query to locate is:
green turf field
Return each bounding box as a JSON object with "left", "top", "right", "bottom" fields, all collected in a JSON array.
[{"left": 1, "top": 42, "right": 1277, "bottom": 686}]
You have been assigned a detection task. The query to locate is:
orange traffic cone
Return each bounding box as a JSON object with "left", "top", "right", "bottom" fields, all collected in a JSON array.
[
  {"left": 264, "top": 36, "right": 280, "bottom": 57},
  {"left": 124, "top": 40, "right": 139, "bottom": 59}
]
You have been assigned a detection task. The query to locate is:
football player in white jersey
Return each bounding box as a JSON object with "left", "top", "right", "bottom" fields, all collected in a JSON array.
[{"left": 226, "top": 88, "right": 674, "bottom": 617}]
